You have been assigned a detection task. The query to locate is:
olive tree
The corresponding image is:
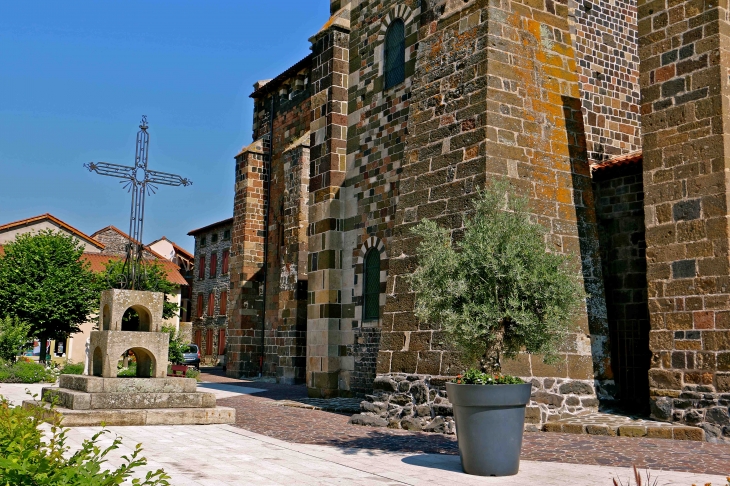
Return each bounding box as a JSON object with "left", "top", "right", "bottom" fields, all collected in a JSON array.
[{"left": 409, "top": 180, "right": 586, "bottom": 374}]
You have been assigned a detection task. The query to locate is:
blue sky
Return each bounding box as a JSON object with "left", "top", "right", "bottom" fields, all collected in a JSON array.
[{"left": 0, "top": 1, "right": 329, "bottom": 253}]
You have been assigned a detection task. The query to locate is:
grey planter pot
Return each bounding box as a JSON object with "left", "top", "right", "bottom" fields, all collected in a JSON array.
[{"left": 445, "top": 382, "right": 532, "bottom": 476}]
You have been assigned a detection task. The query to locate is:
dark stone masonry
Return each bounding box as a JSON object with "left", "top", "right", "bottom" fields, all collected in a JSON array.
[{"left": 222, "top": 0, "right": 730, "bottom": 442}]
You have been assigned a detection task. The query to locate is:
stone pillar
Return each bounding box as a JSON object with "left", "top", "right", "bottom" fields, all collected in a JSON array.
[
  {"left": 639, "top": 0, "right": 730, "bottom": 438},
  {"left": 306, "top": 20, "right": 350, "bottom": 397},
  {"left": 227, "top": 139, "right": 267, "bottom": 378}
]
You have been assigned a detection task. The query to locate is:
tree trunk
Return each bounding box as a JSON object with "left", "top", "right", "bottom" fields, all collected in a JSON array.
[{"left": 38, "top": 333, "right": 49, "bottom": 364}]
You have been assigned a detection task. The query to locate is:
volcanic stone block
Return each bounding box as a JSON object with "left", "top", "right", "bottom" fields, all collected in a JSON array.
[{"left": 59, "top": 375, "right": 197, "bottom": 394}]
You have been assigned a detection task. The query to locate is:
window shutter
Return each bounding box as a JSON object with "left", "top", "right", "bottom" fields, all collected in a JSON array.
[
  {"left": 208, "top": 293, "right": 214, "bottom": 316},
  {"left": 197, "top": 294, "right": 203, "bottom": 318},
  {"left": 363, "top": 249, "right": 381, "bottom": 320},
  {"left": 220, "top": 291, "right": 227, "bottom": 316},
  {"left": 218, "top": 328, "right": 226, "bottom": 355},
  {"left": 210, "top": 253, "right": 217, "bottom": 278},
  {"left": 206, "top": 328, "right": 213, "bottom": 356},
  {"left": 195, "top": 329, "right": 202, "bottom": 348},
  {"left": 384, "top": 19, "right": 406, "bottom": 89},
  {"left": 198, "top": 255, "right": 205, "bottom": 279},
  {"left": 222, "top": 250, "right": 229, "bottom": 274}
]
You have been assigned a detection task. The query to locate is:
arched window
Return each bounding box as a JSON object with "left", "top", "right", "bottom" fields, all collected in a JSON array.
[
  {"left": 363, "top": 249, "right": 381, "bottom": 321},
  {"left": 384, "top": 19, "right": 406, "bottom": 90}
]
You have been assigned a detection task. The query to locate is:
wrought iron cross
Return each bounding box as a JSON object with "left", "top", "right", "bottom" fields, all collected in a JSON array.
[{"left": 84, "top": 116, "right": 192, "bottom": 289}]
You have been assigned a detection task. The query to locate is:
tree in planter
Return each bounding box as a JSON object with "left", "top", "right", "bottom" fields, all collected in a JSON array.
[
  {"left": 0, "top": 316, "right": 32, "bottom": 363},
  {"left": 0, "top": 230, "right": 100, "bottom": 363},
  {"left": 409, "top": 180, "right": 586, "bottom": 375}
]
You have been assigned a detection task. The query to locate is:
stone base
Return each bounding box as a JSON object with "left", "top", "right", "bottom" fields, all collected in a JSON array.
[{"left": 23, "top": 401, "right": 236, "bottom": 426}]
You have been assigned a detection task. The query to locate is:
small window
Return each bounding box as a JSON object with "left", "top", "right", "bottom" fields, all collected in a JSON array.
[
  {"left": 223, "top": 229, "right": 231, "bottom": 240},
  {"left": 210, "top": 253, "right": 217, "bottom": 278},
  {"left": 201, "top": 236, "right": 207, "bottom": 247},
  {"left": 198, "top": 255, "right": 205, "bottom": 280},
  {"left": 363, "top": 249, "right": 381, "bottom": 321},
  {"left": 212, "top": 233, "right": 218, "bottom": 243},
  {"left": 384, "top": 19, "right": 406, "bottom": 90}
]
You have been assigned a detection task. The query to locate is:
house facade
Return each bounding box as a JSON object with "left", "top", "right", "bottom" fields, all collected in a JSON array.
[{"left": 188, "top": 218, "right": 232, "bottom": 366}]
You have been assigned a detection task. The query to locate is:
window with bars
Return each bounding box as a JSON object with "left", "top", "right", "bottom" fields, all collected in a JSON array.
[
  {"left": 363, "top": 249, "right": 381, "bottom": 321},
  {"left": 384, "top": 19, "right": 406, "bottom": 90}
]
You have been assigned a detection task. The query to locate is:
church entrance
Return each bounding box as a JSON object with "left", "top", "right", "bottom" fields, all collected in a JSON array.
[{"left": 593, "top": 160, "right": 651, "bottom": 412}]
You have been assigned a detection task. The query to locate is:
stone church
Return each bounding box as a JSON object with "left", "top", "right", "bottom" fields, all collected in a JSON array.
[{"left": 224, "top": 0, "right": 730, "bottom": 439}]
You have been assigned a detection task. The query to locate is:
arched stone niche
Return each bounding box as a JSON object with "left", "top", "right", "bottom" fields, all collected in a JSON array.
[
  {"left": 98, "top": 289, "right": 164, "bottom": 333},
  {"left": 88, "top": 332, "right": 168, "bottom": 378}
]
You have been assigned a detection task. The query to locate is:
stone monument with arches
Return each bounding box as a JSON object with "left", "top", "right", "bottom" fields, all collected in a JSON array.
[{"left": 27, "top": 289, "right": 235, "bottom": 426}]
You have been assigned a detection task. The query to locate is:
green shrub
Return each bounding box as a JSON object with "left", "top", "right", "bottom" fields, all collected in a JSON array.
[
  {"left": 409, "top": 180, "right": 586, "bottom": 375},
  {"left": 0, "top": 397, "right": 170, "bottom": 485},
  {"left": 0, "top": 360, "right": 56, "bottom": 383},
  {"left": 0, "top": 316, "right": 31, "bottom": 363},
  {"left": 59, "top": 362, "right": 85, "bottom": 375},
  {"left": 185, "top": 368, "right": 201, "bottom": 381},
  {"left": 161, "top": 325, "right": 187, "bottom": 365},
  {"left": 117, "top": 363, "right": 137, "bottom": 378},
  {"left": 455, "top": 369, "right": 524, "bottom": 385}
]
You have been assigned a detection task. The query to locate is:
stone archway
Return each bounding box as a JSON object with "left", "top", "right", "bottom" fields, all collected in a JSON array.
[
  {"left": 92, "top": 346, "right": 103, "bottom": 377},
  {"left": 120, "top": 346, "right": 157, "bottom": 378},
  {"left": 121, "top": 305, "right": 153, "bottom": 332}
]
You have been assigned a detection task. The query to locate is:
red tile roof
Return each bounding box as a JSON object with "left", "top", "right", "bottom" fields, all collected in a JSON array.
[
  {"left": 591, "top": 151, "right": 642, "bottom": 174},
  {"left": 81, "top": 253, "right": 188, "bottom": 286},
  {"left": 0, "top": 213, "right": 105, "bottom": 250}
]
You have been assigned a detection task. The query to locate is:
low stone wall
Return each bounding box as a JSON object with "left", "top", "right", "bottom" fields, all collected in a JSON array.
[
  {"left": 651, "top": 384, "right": 730, "bottom": 443},
  {"left": 349, "top": 373, "right": 599, "bottom": 434}
]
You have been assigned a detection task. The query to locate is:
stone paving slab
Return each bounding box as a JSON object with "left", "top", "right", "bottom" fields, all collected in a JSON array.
[
  {"left": 544, "top": 411, "right": 706, "bottom": 441},
  {"left": 60, "top": 424, "right": 729, "bottom": 486}
]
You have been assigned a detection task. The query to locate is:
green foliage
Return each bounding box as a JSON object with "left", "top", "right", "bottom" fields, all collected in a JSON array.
[
  {"left": 454, "top": 369, "right": 524, "bottom": 385},
  {"left": 102, "top": 260, "right": 179, "bottom": 320},
  {"left": 0, "top": 397, "right": 170, "bottom": 485},
  {"left": 161, "top": 325, "right": 187, "bottom": 365},
  {"left": 409, "top": 180, "right": 586, "bottom": 373},
  {"left": 117, "top": 363, "right": 137, "bottom": 378},
  {"left": 0, "top": 230, "right": 100, "bottom": 362},
  {"left": 0, "top": 316, "right": 32, "bottom": 362},
  {"left": 0, "top": 360, "right": 56, "bottom": 383},
  {"left": 59, "top": 362, "right": 85, "bottom": 375},
  {"left": 185, "top": 368, "right": 200, "bottom": 381}
]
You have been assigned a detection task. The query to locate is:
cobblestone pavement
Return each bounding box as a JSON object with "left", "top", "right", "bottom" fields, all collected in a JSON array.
[
  {"left": 202, "top": 370, "right": 730, "bottom": 477},
  {"left": 275, "top": 397, "right": 363, "bottom": 413}
]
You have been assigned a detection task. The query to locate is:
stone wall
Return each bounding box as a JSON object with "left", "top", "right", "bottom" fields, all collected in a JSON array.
[
  {"left": 593, "top": 160, "right": 650, "bottom": 409},
  {"left": 569, "top": 0, "right": 641, "bottom": 161},
  {"left": 638, "top": 0, "right": 730, "bottom": 442},
  {"left": 375, "top": 0, "right": 608, "bottom": 414}
]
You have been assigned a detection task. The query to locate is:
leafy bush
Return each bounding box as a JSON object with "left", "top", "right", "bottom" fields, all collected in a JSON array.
[
  {"left": 455, "top": 369, "right": 524, "bottom": 385},
  {"left": 161, "top": 326, "right": 187, "bottom": 365},
  {"left": 409, "top": 180, "right": 586, "bottom": 375},
  {"left": 0, "top": 360, "right": 56, "bottom": 383},
  {"left": 0, "top": 397, "right": 170, "bottom": 485},
  {"left": 185, "top": 368, "right": 200, "bottom": 381},
  {"left": 0, "top": 316, "right": 31, "bottom": 363},
  {"left": 59, "top": 362, "right": 85, "bottom": 375},
  {"left": 117, "top": 363, "right": 137, "bottom": 378}
]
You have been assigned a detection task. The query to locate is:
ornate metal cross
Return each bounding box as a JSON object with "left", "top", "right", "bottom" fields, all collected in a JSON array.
[{"left": 84, "top": 116, "right": 192, "bottom": 289}]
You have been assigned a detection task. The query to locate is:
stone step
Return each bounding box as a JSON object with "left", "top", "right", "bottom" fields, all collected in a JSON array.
[
  {"left": 23, "top": 400, "right": 235, "bottom": 427},
  {"left": 42, "top": 388, "right": 216, "bottom": 411},
  {"left": 59, "top": 375, "right": 197, "bottom": 394},
  {"left": 539, "top": 412, "right": 705, "bottom": 441}
]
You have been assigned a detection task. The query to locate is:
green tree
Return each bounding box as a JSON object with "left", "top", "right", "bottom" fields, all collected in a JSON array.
[
  {"left": 103, "top": 260, "right": 179, "bottom": 320},
  {"left": 0, "top": 230, "right": 99, "bottom": 363},
  {"left": 409, "top": 180, "right": 586, "bottom": 374},
  {"left": 0, "top": 316, "right": 32, "bottom": 363},
  {"left": 161, "top": 325, "right": 187, "bottom": 365}
]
